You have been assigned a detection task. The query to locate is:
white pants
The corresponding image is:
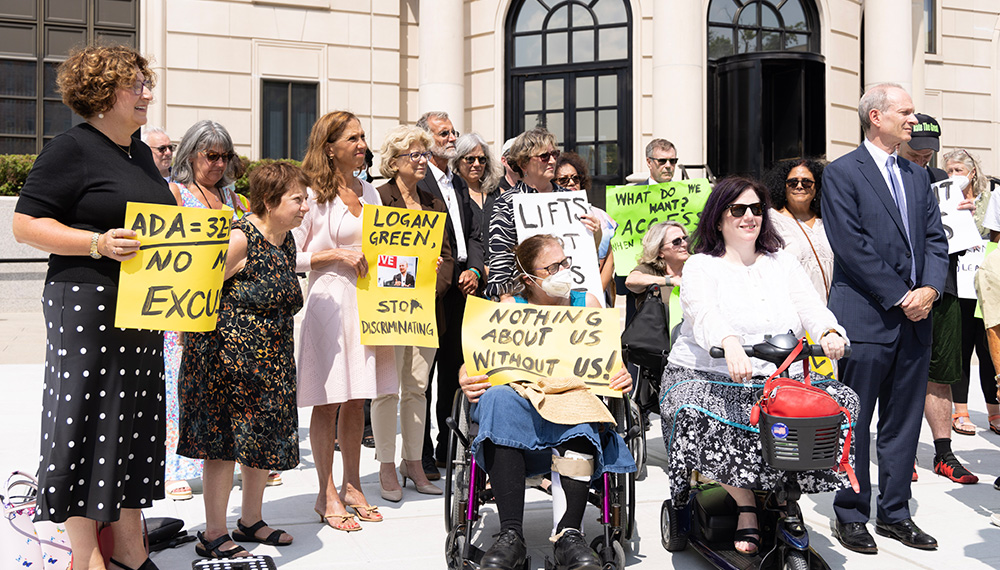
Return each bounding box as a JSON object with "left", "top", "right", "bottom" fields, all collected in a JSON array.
[{"left": 371, "top": 345, "right": 436, "bottom": 462}]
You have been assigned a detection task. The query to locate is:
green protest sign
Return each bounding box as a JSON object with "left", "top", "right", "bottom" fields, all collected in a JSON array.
[{"left": 606, "top": 178, "right": 712, "bottom": 276}]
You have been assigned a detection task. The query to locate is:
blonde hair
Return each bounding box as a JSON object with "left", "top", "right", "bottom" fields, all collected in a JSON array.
[
  {"left": 507, "top": 128, "right": 558, "bottom": 176},
  {"left": 637, "top": 221, "right": 687, "bottom": 271},
  {"left": 379, "top": 125, "right": 434, "bottom": 179}
]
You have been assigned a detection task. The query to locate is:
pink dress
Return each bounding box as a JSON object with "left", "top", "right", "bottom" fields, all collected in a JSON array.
[{"left": 293, "top": 181, "right": 398, "bottom": 406}]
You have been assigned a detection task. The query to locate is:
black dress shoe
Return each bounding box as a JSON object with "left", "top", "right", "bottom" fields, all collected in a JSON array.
[
  {"left": 874, "top": 518, "right": 937, "bottom": 550},
  {"left": 421, "top": 455, "right": 441, "bottom": 481},
  {"left": 481, "top": 528, "right": 527, "bottom": 570},
  {"left": 553, "top": 529, "right": 601, "bottom": 570},
  {"left": 833, "top": 521, "right": 878, "bottom": 554}
]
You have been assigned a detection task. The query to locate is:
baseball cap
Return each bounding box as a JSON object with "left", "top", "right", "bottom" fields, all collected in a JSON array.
[
  {"left": 501, "top": 137, "right": 516, "bottom": 157},
  {"left": 909, "top": 113, "right": 941, "bottom": 151}
]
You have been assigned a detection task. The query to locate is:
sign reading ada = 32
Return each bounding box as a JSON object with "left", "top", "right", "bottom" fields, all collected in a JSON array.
[{"left": 115, "top": 202, "right": 232, "bottom": 332}]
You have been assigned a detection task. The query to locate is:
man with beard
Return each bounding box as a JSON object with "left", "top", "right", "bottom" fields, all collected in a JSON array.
[{"left": 416, "top": 111, "right": 485, "bottom": 479}]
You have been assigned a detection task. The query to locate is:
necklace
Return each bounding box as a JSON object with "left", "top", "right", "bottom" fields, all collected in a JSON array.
[
  {"left": 192, "top": 181, "right": 221, "bottom": 209},
  {"left": 115, "top": 141, "right": 132, "bottom": 159}
]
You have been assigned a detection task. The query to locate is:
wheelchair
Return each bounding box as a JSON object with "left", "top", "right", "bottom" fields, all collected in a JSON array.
[{"left": 443, "top": 387, "right": 642, "bottom": 570}]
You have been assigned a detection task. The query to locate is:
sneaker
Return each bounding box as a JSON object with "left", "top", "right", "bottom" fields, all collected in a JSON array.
[
  {"left": 481, "top": 529, "right": 526, "bottom": 570},
  {"left": 933, "top": 452, "right": 979, "bottom": 484},
  {"left": 552, "top": 529, "right": 601, "bottom": 570}
]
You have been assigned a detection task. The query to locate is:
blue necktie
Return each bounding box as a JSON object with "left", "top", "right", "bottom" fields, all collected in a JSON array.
[{"left": 886, "top": 155, "right": 916, "bottom": 284}]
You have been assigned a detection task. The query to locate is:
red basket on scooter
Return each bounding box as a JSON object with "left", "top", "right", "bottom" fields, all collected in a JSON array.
[{"left": 757, "top": 407, "right": 843, "bottom": 471}]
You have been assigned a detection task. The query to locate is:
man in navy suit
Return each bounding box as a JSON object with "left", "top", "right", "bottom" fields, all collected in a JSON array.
[
  {"left": 822, "top": 83, "right": 948, "bottom": 553},
  {"left": 416, "top": 111, "right": 485, "bottom": 479}
]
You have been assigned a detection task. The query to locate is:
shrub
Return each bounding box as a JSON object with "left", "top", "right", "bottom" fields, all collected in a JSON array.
[
  {"left": 0, "top": 154, "right": 37, "bottom": 196},
  {"left": 233, "top": 157, "right": 302, "bottom": 195}
]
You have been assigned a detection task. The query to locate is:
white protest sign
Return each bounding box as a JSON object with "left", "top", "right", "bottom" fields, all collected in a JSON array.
[
  {"left": 513, "top": 190, "right": 605, "bottom": 307},
  {"left": 957, "top": 241, "right": 988, "bottom": 299},
  {"left": 933, "top": 176, "right": 981, "bottom": 254}
]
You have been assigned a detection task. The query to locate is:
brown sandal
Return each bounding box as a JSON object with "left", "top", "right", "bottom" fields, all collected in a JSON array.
[
  {"left": 988, "top": 414, "right": 1000, "bottom": 435},
  {"left": 952, "top": 413, "right": 976, "bottom": 436}
]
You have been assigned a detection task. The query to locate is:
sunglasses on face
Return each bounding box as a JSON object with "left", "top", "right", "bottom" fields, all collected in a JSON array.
[
  {"left": 554, "top": 174, "right": 581, "bottom": 186},
  {"left": 533, "top": 150, "right": 561, "bottom": 163},
  {"left": 406, "top": 151, "right": 432, "bottom": 162},
  {"left": 535, "top": 256, "right": 572, "bottom": 275},
  {"left": 665, "top": 235, "right": 688, "bottom": 247},
  {"left": 650, "top": 157, "right": 678, "bottom": 166},
  {"left": 437, "top": 129, "right": 460, "bottom": 138},
  {"left": 130, "top": 78, "right": 152, "bottom": 95},
  {"left": 200, "top": 150, "right": 235, "bottom": 163},
  {"left": 463, "top": 156, "right": 487, "bottom": 165},
  {"left": 726, "top": 202, "right": 764, "bottom": 217},
  {"left": 153, "top": 144, "right": 176, "bottom": 154},
  {"left": 785, "top": 178, "right": 815, "bottom": 189}
]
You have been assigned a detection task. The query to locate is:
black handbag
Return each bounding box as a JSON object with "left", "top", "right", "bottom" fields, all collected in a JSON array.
[{"left": 621, "top": 285, "right": 673, "bottom": 414}]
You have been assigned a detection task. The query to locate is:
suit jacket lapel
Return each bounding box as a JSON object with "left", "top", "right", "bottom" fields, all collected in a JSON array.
[
  {"left": 857, "top": 146, "right": 910, "bottom": 247},
  {"left": 898, "top": 160, "right": 921, "bottom": 245}
]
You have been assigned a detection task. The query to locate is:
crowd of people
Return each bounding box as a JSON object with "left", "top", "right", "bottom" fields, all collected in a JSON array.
[{"left": 11, "top": 43, "right": 1000, "bottom": 570}]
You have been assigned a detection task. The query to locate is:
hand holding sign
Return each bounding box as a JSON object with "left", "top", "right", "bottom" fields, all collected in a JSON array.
[{"left": 933, "top": 176, "right": 981, "bottom": 254}]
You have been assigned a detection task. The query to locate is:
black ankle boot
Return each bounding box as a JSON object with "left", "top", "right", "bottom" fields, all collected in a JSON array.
[
  {"left": 481, "top": 528, "right": 527, "bottom": 570},
  {"left": 552, "top": 529, "right": 600, "bottom": 570}
]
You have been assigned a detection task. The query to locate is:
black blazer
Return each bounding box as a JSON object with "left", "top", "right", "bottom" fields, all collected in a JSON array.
[{"left": 417, "top": 167, "right": 485, "bottom": 286}]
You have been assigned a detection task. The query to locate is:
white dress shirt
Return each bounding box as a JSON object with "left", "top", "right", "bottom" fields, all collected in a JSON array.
[{"left": 428, "top": 161, "right": 468, "bottom": 262}]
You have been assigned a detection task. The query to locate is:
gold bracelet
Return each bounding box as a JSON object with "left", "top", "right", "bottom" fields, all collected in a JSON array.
[
  {"left": 820, "top": 328, "right": 839, "bottom": 339},
  {"left": 89, "top": 232, "right": 102, "bottom": 259}
]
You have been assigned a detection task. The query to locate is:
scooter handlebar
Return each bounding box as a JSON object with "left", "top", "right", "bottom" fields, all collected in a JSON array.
[{"left": 708, "top": 343, "right": 851, "bottom": 360}]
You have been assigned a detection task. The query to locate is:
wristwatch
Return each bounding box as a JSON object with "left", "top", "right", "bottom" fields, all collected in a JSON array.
[{"left": 89, "top": 232, "right": 102, "bottom": 259}]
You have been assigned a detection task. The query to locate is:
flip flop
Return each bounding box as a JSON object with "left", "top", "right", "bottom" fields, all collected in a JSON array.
[
  {"left": 266, "top": 472, "right": 283, "bottom": 486},
  {"left": 165, "top": 480, "right": 192, "bottom": 501},
  {"left": 952, "top": 412, "right": 977, "bottom": 436},
  {"left": 346, "top": 504, "right": 383, "bottom": 522},
  {"left": 989, "top": 415, "right": 1000, "bottom": 435},
  {"left": 232, "top": 519, "right": 292, "bottom": 546},
  {"left": 314, "top": 508, "right": 361, "bottom": 532}
]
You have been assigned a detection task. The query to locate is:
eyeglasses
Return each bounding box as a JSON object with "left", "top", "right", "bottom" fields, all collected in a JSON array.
[
  {"left": 533, "top": 150, "right": 561, "bottom": 163},
  {"left": 650, "top": 157, "right": 679, "bottom": 166},
  {"left": 462, "top": 156, "right": 487, "bottom": 165},
  {"left": 785, "top": 178, "right": 815, "bottom": 189},
  {"left": 200, "top": 150, "right": 235, "bottom": 163},
  {"left": 554, "top": 174, "right": 581, "bottom": 186},
  {"left": 665, "top": 236, "right": 688, "bottom": 247},
  {"left": 535, "top": 256, "right": 572, "bottom": 275},
  {"left": 153, "top": 144, "right": 176, "bottom": 154},
  {"left": 131, "top": 78, "right": 152, "bottom": 95},
  {"left": 437, "top": 129, "right": 460, "bottom": 138},
  {"left": 406, "top": 151, "right": 432, "bottom": 162},
  {"left": 726, "top": 202, "right": 764, "bottom": 217}
]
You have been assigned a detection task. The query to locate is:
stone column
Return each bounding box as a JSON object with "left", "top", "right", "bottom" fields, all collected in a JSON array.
[
  {"left": 418, "top": 0, "right": 465, "bottom": 131},
  {"left": 864, "top": 0, "right": 913, "bottom": 94},
  {"left": 652, "top": 0, "right": 705, "bottom": 166},
  {"left": 140, "top": 0, "right": 168, "bottom": 130}
]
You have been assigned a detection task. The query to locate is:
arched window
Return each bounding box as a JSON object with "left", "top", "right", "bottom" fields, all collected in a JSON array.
[
  {"left": 707, "top": 0, "right": 819, "bottom": 61},
  {"left": 506, "top": 0, "right": 632, "bottom": 199}
]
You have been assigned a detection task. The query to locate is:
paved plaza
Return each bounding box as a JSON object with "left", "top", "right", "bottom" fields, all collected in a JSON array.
[{"left": 3, "top": 309, "right": 1000, "bottom": 569}]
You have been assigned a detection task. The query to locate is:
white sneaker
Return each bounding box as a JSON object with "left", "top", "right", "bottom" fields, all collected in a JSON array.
[{"left": 990, "top": 513, "right": 1000, "bottom": 527}]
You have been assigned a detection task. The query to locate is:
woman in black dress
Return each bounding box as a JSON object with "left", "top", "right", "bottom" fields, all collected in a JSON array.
[
  {"left": 12, "top": 45, "right": 174, "bottom": 570},
  {"left": 178, "top": 162, "right": 307, "bottom": 558}
]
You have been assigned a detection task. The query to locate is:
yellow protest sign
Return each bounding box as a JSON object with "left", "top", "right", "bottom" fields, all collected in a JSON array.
[
  {"left": 462, "top": 296, "right": 624, "bottom": 398},
  {"left": 357, "top": 205, "right": 445, "bottom": 347},
  {"left": 115, "top": 202, "right": 231, "bottom": 332}
]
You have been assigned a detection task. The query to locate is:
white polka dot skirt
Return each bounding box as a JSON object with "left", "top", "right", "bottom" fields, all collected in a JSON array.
[{"left": 36, "top": 282, "right": 166, "bottom": 523}]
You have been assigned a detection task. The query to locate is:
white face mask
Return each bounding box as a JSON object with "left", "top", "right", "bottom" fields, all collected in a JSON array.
[
  {"left": 949, "top": 174, "right": 970, "bottom": 192},
  {"left": 528, "top": 268, "right": 575, "bottom": 298}
]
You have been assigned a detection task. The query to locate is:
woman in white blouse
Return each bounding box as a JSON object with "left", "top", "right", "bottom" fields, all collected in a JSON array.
[
  {"left": 764, "top": 158, "right": 832, "bottom": 302},
  {"left": 659, "top": 177, "right": 859, "bottom": 556}
]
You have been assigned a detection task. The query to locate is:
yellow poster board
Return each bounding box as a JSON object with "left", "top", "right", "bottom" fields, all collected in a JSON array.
[
  {"left": 357, "top": 205, "right": 445, "bottom": 348},
  {"left": 462, "top": 295, "right": 624, "bottom": 398},
  {"left": 115, "top": 202, "right": 231, "bottom": 332}
]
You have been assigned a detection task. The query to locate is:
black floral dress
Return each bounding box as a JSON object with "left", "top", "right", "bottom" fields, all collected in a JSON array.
[{"left": 178, "top": 218, "right": 304, "bottom": 470}]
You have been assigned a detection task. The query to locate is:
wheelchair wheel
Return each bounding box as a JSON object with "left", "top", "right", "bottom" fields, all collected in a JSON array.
[
  {"left": 445, "top": 525, "right": 467, "bottom": 570},
  {"left": 627, "top": 397, "right": 647, "bottom": 480},
  {"left": 660, "top": 499, "right": 688, "bottom": 552},
  {"left": 782, "top": 549, "right": 808, "bottom": 570},
  {"left": 591, "top": 534, "right": 626, "bottom": 570},
  {"left": 444, "top": 391, "right": 470, "bottom": 533},
  {"left": 609, "top": 395, "right": 638, "bottom": 541}
]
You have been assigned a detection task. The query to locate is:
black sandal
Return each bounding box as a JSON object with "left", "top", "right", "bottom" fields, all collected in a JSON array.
[
  {"left": 195, "top": 531, "right": 250, "bottom": 558},
  {"left": 232, "top": 519, "right": 292, "bottom": 546},
  {"left": 734, "top": 505, "right": 761, "bottom": 555},
  {"left": 109, "top": 558, "right": 159, "bottom": 570}
]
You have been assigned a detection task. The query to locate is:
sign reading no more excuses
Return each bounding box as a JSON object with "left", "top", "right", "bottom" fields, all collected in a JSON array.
[
  {"left": 357, "top": 205, "right": 445, "bottom": 348},
  {"left": 116, "top": 202, "right": 232, "bottom": 332},
  {"left": 462, "top": 296, "right": 623, "bottom": 398}
]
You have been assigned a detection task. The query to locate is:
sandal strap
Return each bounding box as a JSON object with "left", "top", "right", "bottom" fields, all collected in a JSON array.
[
  {"left": 989, "top": 414, "right": 1000, "bottom": 421},
  {"left": 736, "top": 505, "right": 758, "bottom": 514},
  {"left": 199, "top": 532, "right": 246, "bottom": 557},
  {"left": 734, "top": 528, "right": 761, "bottom": 547},
  {"left": 953, "top": 412, "right": 971, "bottom": 420},
  {"left": 238, "top": 519, "right": 269, "bottom": 536},
  {"left": 263, "top": 529, "right": 286, "bottom": 544},
  {"left": 109, "top": 558, "right": 137, "bottom": 570}
]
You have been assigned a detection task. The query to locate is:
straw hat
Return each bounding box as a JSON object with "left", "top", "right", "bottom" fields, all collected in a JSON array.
[{"left": 509, "top": 377, "right": 616, "bottom": 426}]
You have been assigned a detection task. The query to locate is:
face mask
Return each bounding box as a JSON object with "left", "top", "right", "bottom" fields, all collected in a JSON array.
[
  {"left": 949, "top": 174, "right": 969, "bottom": 192},
  {"left": 354, "top": 169, "right": 368, "bottom": 182},
  {"left": 528, "top": 268, "right": 575, "bottom": 298}
]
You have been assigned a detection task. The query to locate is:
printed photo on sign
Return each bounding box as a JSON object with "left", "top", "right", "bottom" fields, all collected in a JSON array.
[
  {"left": 378, "top": 255, "right": 418, "bottom": 288},
  {"left": 358, "top": 205, "right": 446, "bottom": 348},
  {"left": 605, "top": 179, "right": 711, "bottom": 276},
  {"left": 461, "top": 296, "right": 624, "bottom": 398},
  {"left": 115, "top": 202, "right": 232, "bottom": 332},
  {"left": 513, "top": 190, "right": 605, "bottom": 307}
]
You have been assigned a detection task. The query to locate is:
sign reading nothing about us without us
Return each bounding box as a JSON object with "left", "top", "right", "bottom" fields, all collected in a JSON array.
[
  {"left": 357, "top": 205, "right": 445, "bottom": 348},
  {"left": 462, "top": 296, "right": 624, "bottom": 398},
  {"left": 513, "top": 190, "right": 605, "bottom": 306},
  {"left": 116, "top": 202, "right": 231, "bottom": 332},
  {"left": 606, "top": 178, "right": 712, "bottom": 276}
]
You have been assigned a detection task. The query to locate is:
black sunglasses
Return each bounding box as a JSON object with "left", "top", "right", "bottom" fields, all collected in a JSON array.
[
  {"left": 153, "top": 144, "right": 176, "bottom": 153},
  {"left": 668, "top": 236, "right": 688, "bottom": 247},
  {"left": 535, "top": 256, "right": 572, "bottom": 274},
  {"left": 650, "top": 157, "right": 678, "bottom": 166},
  {"left": 726, "top": 202, "right": 764, "bottom": 217},
  {"left": 554, "top": 174, "right": 581, "bottom": 186},
  {"left": 437, "top": 129, "right": 460, "bottom": 138},
  {"left": 201, "top": 150, "right": 235, "bottom": 163},
  {"left": 785, "top": 178, "right": 815, "bottom": 189},
  {"left": 463, "top": 156, "right": 487, "bottom": 165},
  {"left": 533, "top": 150, "right": 561, "bottom": 163}
]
